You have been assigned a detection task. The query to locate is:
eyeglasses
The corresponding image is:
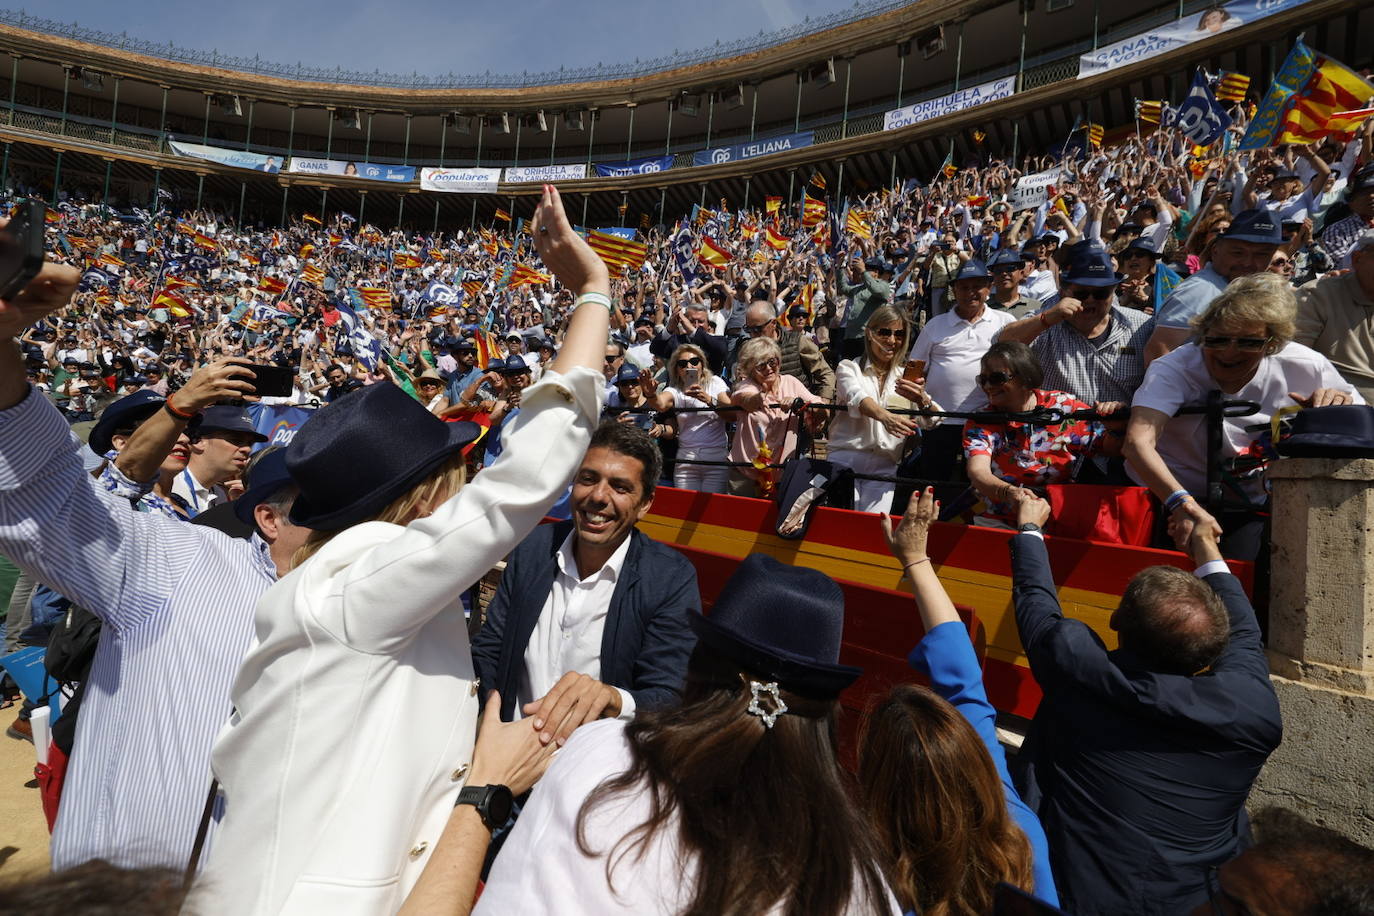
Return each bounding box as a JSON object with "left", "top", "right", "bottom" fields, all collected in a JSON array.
[
  {"left": 418, "top": 380, "right": 441, "bottom": 387},
  {"left": 976, "top": 370, "right": 1016, "bottom": 387},
  {"left": 1065, "top": 287, "right": 1114, "bottom": 301},
  {"left": 604, "top": 354, "right": 622, "bottom": 364},
  {"left": 1202, "top": 335, "right": 1271, "bottom": 351},
  {"left": 674, "top": 357, "right": 703, "bottom": 368},
  {"left": 869, "top": 327, "right": 907, "bottom": 340},
  {"left": 743, "top": 320, "right": 776, "bottom": 335}
]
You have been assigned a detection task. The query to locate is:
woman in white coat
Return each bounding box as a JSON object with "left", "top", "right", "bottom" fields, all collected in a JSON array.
[
  {"left": 189, "top": 185, "right": 611, "bottom": 915},
  {"left": 829, "top": 305, "right": 940, "bottom": 513}
]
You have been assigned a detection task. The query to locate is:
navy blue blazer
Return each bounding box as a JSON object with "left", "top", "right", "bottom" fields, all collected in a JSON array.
[
  {"left": 1009, "top": 534, "right": 1282, "bottom": 916},
  {"left": 471, "top": 521, "right": 700, "bottom": 722}
]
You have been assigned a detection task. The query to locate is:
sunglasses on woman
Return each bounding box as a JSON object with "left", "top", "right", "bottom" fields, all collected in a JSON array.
[
  {"left": 1065, "top": 287, "right": 1114, "bottom": 301},
  {"left": 756, "top": 358, "right": 781, "bottom": 371},
  {"left": 976, "top": 370, "right": 1015, "bottom": 387},
  {"left": 675, "top": 357, "right": 703, "bottom": 368},
  {"left": 1201, "top": 335, "right": 1270, "bottom": 351},
  {"left": 869, "top": 327, "right": 906, "bottom": 340}
]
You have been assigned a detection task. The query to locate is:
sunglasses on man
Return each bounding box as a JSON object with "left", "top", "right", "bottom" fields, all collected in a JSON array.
[{"left": 1064, "top": 287, "right": 1114, "bottom": 301}]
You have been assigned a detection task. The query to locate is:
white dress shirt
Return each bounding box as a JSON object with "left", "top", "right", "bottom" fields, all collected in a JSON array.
[
  {"left": 518, "top": 531, "right": 637, "bottom": 721},
  {"left": 909, "top": 307, "right": 1015, "bottom": 423},
  {"left": 171, "top": 466, "right": 228, "bottom": 517}
]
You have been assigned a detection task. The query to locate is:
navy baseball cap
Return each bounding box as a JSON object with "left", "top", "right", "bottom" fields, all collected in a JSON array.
[
  {"left": 613, "top": 365, "right": 641, "bottom": 385},
  {"left": 1349, "top": 166, "right": 1374, "bottom": 195},
  {"left": 497, "top": 356, "right": 531, "bottom": 375},
  {"left": 865, "top": 257, "right": 893, "bottom": 274},
  {"left": 88, "top": 390, "right": 166, "bottom": 456},
  {"left": 455, "top": 338, "right": 477, "bottom": 352},
  {"left": 1222, "top": 209, "right": 1282, "bottom": 245},
  {"left": 952, "top": 259, "right": 991, "bottom": 282},
  {"left": 195, "top": 406, "right": 269, "bottom": 441},
  {"left": 988, "top": 249, "right": 1022, "bottom": 271},
  {"left": 1062, "top": 249, "right": 1121, "bottom": 288},
  {"left": 1121, "top": 236, "right": 1161, "bottom": 258}
]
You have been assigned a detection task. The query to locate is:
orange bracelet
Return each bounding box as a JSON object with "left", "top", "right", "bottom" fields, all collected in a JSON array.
[{"left": 163, "top": 399, "right": 195, "bottom": 421}]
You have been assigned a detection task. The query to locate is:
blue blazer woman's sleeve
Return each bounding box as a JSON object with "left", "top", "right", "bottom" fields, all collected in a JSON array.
[{"left": 908, "top": 621, "right": 1060, "bottom": 907}]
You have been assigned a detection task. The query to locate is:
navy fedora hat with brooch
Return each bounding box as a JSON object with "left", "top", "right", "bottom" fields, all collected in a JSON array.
[
  {"left": 286, "top": 382, "right": 481, "bottom": 531},
  {"left": 1275, "top": 405, "right": 1374, "bottom": 458},
  {"left": 690, "top": 552, "right": 861, "bottom": 700}
]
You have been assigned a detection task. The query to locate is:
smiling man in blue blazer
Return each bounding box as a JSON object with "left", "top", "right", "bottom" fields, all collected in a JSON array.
[{"left": 472, "top": 421, "right": 699, "bottom": 745}]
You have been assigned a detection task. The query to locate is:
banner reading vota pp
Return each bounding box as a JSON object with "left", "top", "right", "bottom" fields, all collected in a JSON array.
[
  {"left": 419, "top": 167, "right": 502, "bottom": 194},
  {"left": 692, "top": 131, "right": 814, "bottom": 167},
  {"left": 502, "top": 164, "right": 588, "bottom": 183},
  {"left": 594, "top": 155, "right": 675, "bottom": 177},
  {"left": 883, "top": 77, "right": 1016, "bottom": 131},
  {"left": 287, "top": 157, "right": 415, "bottom": 183},
  {"left": 169, "top": 140, "right": 282, "bottom": 173},
  {"left": 1077, "top": 0, "right": 1299, "bottom": 77}
]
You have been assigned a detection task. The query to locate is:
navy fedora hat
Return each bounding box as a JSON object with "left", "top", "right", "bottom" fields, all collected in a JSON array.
[
  {"left": 953, "top": 259, "right": 991, "bottom": 282},
  {"left": 690, "top": 553, "right": 861, "bottom": 698},
  {"left": 88, "top": 390, "right": 165, "bottom": 456},
  {"left": 1062, "top": 249, "right": 1121, "bottom": 287},
  {"left": 1222, "top": 208, "right": 1282, "bottom": 245},
  {"left": 1276, "top": 405, "right": 1374, "bottom": 458},
  {"left": 286, "top": 382, "right": 481, "bottom": 531},
  {"left": 233, "top": 447, "right": 296, "bottom": 527}
]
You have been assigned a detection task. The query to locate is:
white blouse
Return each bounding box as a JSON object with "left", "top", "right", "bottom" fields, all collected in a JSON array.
[{"left": 829, "top": 359, "right": 940, "bottom": 463}]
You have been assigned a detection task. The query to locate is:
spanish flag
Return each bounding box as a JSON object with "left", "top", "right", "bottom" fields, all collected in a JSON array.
[
  {"left": 258, "top": 276, "right": 288, "bottom": 296},
  {"left": 474, "top": 331, "right": 501, "bottom": 370},
  {"left": 301, "top": 264, "right": 326, "bottom": 286},
  {"left": 327, "top": 233, "right": 343, "bottom": 247},
  {"left": 739, "top": 220, "right": 758, "bottom": 241},
  {"left": 240, "top": 253, "right": 260, "bottom": 267},
  {"left": 587, "top": 230, "right": 648, "bottom": 272},
  {"left": 192, "top": 232, "right": 219, "bottom": 251},
  {"left": 764, "top": 225, "right": 789, "bottom": 251},
  {"left": 801, "top": 196, "right": 827, "bottom": 228},
  {"left": 765, "top": 196, "right": 782, "bottom": 215},
  {"left": 299, "top": 243, "right": 315, "bottom": 259},
  {"left": 163, "top": 276, "right": 200, "bottom": 291},
  {"left": 697, "top": 238, "right": 733, "bottom": 268},
  {"left": 392, "top": 251, "right": 423, "bottom": 270},
  {"left": 493, "top": 208, "right": 512, "bottom": 222},
  {"left": 152, "top": 290, "right": 191, "bottom": 319},
  {"left": 302, "top": 213, "right": 323, "bottom": 226},
  {"left": 1215, "top": 72, "right": 1251, "bottom": 104},
  {"left": 44, "top": 208, "right": 62, "bottom": 224},
  {"left": 937, "top": 148, "right": 956, "bottom": 179}
]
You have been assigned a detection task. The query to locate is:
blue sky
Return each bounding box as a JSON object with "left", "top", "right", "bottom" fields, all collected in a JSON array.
[{"left": 39, "top": 0, "right": 868, "bottom": 80}]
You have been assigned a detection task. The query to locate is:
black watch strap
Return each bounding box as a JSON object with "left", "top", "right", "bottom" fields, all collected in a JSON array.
[
  {"left": 1017, "top": 522, "right": 1042, "bottom": 534},
  {"left": 454, "top": 783, "right": 513, "bottom": 830}
]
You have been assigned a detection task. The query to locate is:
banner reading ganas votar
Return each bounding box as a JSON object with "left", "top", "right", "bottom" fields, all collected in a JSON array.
[
  {"left": 1078, "top": 0, "right": 1302, "bottom": 77},
  {"left": 287, "top": 158, "right": 415, "bottom": 183}
]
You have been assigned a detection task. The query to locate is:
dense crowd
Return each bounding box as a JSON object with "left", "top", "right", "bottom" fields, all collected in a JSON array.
[{"left": 0, "top": 105, "right": 1372, "bottom": 916}]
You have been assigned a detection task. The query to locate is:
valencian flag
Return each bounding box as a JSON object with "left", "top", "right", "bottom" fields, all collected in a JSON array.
[
  {"left": 302, "top": 213, "right": 322, "bottom": 226},
  {"left": 1085, "top": 123, "right": 1104, "bottom": 149},
  {"left": 764, "top": 225, "right": 789, "bottom": 251},
  {"left": 392, "top": 251, "right": 423, "bottom": 269},
  {"left": 461, "top": 278, "right": 484, "bottom": 297},
  {"left": 1215, "top": 72, "right": 1251, "bottom": 103},
  {"left": 257, "top": 276, "right": 288, "bottom": 296},
  {"left": 587, "top": 230, "right": 648, "bottom": 274},
  {"left": 1242, "top": 40, "right": 1374, "bottom": 148},
  {"left": 493, "top": 208, "right": 512, "bottom": 223},
  {"left": 301, "top": 264, "right": 326, "bottom": 286},
  {"left": 801, "top": 196, "right": 827, "bottom": 228},
  {"left": 356, "top": 286, "right": 392, "bottom": 309},
  {"left": 429, "top": 249, "right": 446, "bottom": 262},
  {"left": 765, "top": 196, "right": 782, "bottom": 215},
  {"left": 809, "top": 172, "right": 826, "bottom": 190},
  {"left": 697, "top": 237, "right": 734, "bottom": 268},
  {"left": 798, "top": 282, "right": 816, "bottom": 324},
  {"left": 96, "top": 252, "right": 126, "bottom": 269},
  {"left": 1325, "top": 107, "right": 1374, "bottom": 139},
  {"left": 1136, "top": 100, "right": 1166, "bottom": 124},
  {"left": 508, "top": 264, "right": 552, "bottom": 287}
]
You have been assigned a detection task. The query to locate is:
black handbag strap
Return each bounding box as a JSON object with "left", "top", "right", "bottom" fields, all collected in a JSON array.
[{"left": 184, "top": 777, "right": 219, "bottom": 888}]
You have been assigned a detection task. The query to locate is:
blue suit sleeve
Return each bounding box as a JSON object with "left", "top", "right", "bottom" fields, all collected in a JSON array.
[
  {"left": 908, "top": 622, "right": 1060, "bottom": 906},
  {"left": 472, "top": 546, "right": 518, "bottom": 719},
  {"left": 625, "top": 552, "right": 700, "bottom": 711}
]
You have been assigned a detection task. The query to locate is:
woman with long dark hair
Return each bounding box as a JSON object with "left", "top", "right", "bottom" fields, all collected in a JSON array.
[
  {"left": 863, "top": 487, "right": 1058, "bottom": 916},
  {"left": 476, "top": 553, "right": 898, "bottom": 915}
]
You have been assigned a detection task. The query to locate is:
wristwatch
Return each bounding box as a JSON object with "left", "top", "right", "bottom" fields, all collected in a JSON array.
[
  {"left": 1017, "top": 522, "right": 1042, "bottom": 534},
  {"left": 454, "top": 783, "right": 514, "bottom": 830}
]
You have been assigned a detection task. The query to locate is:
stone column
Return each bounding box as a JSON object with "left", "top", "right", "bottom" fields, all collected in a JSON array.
[{"left": 1253, "top": 458, "right": 1374, "bottom": 844}]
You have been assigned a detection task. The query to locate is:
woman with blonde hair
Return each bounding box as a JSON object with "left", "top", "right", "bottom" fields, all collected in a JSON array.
[
  {"left": 727, "top": 336, "right": 828, "bottom": 497},
  {"left": 1125, "top": 271, "right": 1360, "bottom": 559},
  {"left": 864, "top": 488, "right": 1057, "bottom": 916},
  {"left": 189, "top": 185, "right": 612, "bottom": 915},
  {"left": 829, "top": 305, "right": 939, "bottom": 513},
  {"left": 651, "top": 342, "right": 733, "bottom": 493}
]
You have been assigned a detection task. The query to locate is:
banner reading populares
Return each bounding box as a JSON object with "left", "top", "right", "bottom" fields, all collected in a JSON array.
[
  {"left": 419, "top": 167, "right": 502, "bottom": 194},
  {"left": 1078, "top": 0, "right": 1302, "bottom": 77},
  {"left": 169, "top": 140, "right": 281, "bottom": 173},
  {"left": 883, "top": 77, "right": 1016, "bottom": 131},
  {"left": 503, "top": 164, "right": 588, "bottom": 183},
  {"left": 692, "top": 131, "right": 814, "bottom": 167},
  {"left": 287, "top": 157, "right": 415, "bottom": 182},
  {"left": 594, "top": 155, "right": 675, "bottom": 177}
]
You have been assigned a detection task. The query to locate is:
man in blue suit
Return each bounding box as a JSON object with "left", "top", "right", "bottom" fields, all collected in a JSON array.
[
  {"left": 1008, "top": 493, "right": 1282, "bottom": 916},
  {"left": 472, "top": 421, "right": 699, "bottom": 745}
]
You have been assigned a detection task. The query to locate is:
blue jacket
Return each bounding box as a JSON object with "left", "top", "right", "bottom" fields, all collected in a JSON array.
[
  {"left": 908, "top": 621, "right": 1059, "bottom": 908},
  {"left": 471, "top": 521, "right": 700, "bottom": 721},
  {"left": 1009, "top": 534, "right": 1282, "bottom": 916}
]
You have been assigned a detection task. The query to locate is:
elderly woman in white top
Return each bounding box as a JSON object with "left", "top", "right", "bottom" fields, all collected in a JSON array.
[
  {"left": 830, "top": 305, "right": 940, "bottom": 513},
  {"left": 651, "top": 342, "right": 733, "bottom": 493},
  {"left": 1125, "top": 271, "right": 1360, "bottom": 561},
  {"left": 188, "top": 185, "right": 611, "bottom": 916}
]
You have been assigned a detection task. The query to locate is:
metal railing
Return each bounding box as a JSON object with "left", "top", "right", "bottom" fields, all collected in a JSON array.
[{"left": 0, "top": 2, "right": 915, "bottom": 90}]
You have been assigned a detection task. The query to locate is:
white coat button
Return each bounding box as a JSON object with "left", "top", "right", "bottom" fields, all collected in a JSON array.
[
  {"left": 451, "top": 763, "right": 469, "bottom": 782},
  {"left": 469, "top": 680, "right": 479, "bottom": 697},
  {"left": 409, "top": 841, "right": 429, "bottom": 858}
]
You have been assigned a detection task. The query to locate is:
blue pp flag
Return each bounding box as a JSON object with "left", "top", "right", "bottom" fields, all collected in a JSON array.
[{"left": 1176, "top": 69, "right": 1231, "bottom": 148}]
